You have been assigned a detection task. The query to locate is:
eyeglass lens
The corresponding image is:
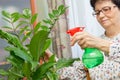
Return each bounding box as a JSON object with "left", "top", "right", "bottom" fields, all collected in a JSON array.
[{"left": 93, "top": 6, "right": 116, "bottom": 16}]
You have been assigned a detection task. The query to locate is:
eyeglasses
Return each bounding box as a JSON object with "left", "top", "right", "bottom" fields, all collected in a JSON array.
[{"left": 92, "top": 6, "right": 116, "bottom": 16}]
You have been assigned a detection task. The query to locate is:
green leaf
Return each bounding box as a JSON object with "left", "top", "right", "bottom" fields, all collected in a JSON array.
[
  {"left": 29, "top": 30, "right": 49, "bottom": 61},
  {"left": 22, "top": 61, "right": 31, "bottom": 77},
  {"left": 42, "top": 39, "right": 52, "bottom": 53},
  {"left": 5, "top": 46, "right": 32, "bottom": 62},
  {"left": 0, "top": 30, "right": 23, "bottom": 48},
  {"left": 32, "top": 62, "right": 56, "bottom": 80},
  {"left": 7, "top": 52, "right": 24, "bottom": 69},
  {"left": 48, "top": 13, "right": 55, "bottom": 19},
  {"left": 52, "top": 73, "right": 59, "bottom": 80},
  {"left": 11, "top": 12, "right": 20, "bottom": 22},
  {"left": 2, "top": 26, "right": 12, "bottom": 30},
  {"left": 31, "top": 61, "right": 38, "bottom": 70},
  {"left": 58, "top": 5, "right": 67, "bottom": 15},
  {"left": 48, "top": 54, "right": 56, "bottom": 62},
  {"left": 31, "top": 13, "right": 38, "bottom": 24},
  {"left": 22, "top": 8, "right": 31, "bottom": 19},
  {"left": 7, "top": 58, "right": 22, "bottom": 69},
  {"left": 8, "top": 74, "right": 18, "bottom": 80},
  {"left": 0, "top": 78, "right": 4, "bottom": 80},
  {"left": 0, "top": 69, "right": 9, "bottom": 76},
  {"left": 16, "top": 20, "right": 29, "bottom": 29},
  {"left": 58, "top": 5, "right": 64, "bottom": 11},
  {"left": 43, "top": 19, "right": 53, "bottom": 25},
  {"left": 60, "top": 8, "right": 67, "bottom": 15},
  {"left": 52, "top": 10, "right": 59, "bottom": 16},
  {"left": 2, "top": 10, "right": 11, "bottom": 19},
  {"left": 46, "top": 72, "right": 54, "bottom": 80},
  {"left": 56, "top": 58, "right": 79, "bottom": 69},
  {"left": 22, "top": 31, "right": 32, "bottom": 42},
  {"left": 9, "top": 70, "right": 24, "bottom": 78},
  {"left": 40, "top": 25, "right": 50, "bottom": 31},
  {"left": 2, "top": 17, "right": 11, "bottom": 23},
  {"left": 47, "top": 71, "right": 59, "bottom": 80},
  {"left": 34, "top": 22, "right": 41, "bottom": 33},
  {"left": 19, "top": 26, "right": 29, "bottom": 35}
]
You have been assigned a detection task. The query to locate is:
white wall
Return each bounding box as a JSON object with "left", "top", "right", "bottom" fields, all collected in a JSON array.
[{"left": 36, "top": 0, "right": 49, "bottom": 21}]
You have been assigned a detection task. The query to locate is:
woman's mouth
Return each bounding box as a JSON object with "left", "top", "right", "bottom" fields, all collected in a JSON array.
[{"left": 101, "top": 19, "right": 108, "bottom": 24}]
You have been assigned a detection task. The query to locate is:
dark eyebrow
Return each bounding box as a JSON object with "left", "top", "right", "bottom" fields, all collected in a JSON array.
[
  {"left": 95, "top": 6, "right": 108, "bottom": 11},
  {"left": 95, "top": 5, "right": 116, "bottom": 11}
]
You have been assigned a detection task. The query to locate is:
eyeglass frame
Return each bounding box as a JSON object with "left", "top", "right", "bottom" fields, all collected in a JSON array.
[{"left": 92, "top": 6, "right": 116, "bottom": 16}]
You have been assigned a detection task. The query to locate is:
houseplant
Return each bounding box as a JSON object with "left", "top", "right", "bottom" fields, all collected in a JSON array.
[{"left": 0, "top": 5, "right": 78, "bottom": 80}]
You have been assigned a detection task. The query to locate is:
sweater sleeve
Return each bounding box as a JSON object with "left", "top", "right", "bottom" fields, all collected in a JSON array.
[{"left": 57, "top": 61, "right": 86, "bottom": 80}]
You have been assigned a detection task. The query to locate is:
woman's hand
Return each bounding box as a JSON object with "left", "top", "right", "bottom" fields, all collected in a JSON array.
[
  {"left": 70, "top": 31, "right": 100, "bottom": 48},
  {"left": 70, "top": 31, "right": 111, "bottom": 53}
]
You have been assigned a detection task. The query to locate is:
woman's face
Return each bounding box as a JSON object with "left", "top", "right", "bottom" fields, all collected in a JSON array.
[{"left": 94, "top": 0, "right": 120, "bottom": 29}]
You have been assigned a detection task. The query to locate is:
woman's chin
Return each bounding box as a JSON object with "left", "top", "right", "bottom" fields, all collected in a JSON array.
[{"left": 101, "top": 23, "right": 111, "bottom": 29}]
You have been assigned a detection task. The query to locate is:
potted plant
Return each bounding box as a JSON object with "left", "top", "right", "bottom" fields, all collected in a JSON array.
[{"left": 0, "top": 5, "right": 78, "bottom": 80}]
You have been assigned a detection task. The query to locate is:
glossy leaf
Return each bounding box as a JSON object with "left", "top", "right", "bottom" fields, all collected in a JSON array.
[
  {"left": 46, "top": 72, "right": 54, "bottom": 80},
  {"left": 48, "top": 13, "right": 54, "bottom": 19},
  {"left": 2, "top": 26, "right": 12, "bottom": 30},
  {"left": 34, "top": 22, "right": 41, "bottom": 33},
  {"left": 22, "top": 61, "right": 31, "bottom": 78},
  {"left": 40, "top": 25, "right": 50, "bottom": 31},
  {"left": 56, "top": 58, "right": 80, "bottom": 69},
  {"left": 5, "top": 46, "right": 32, "bottom": 62},
  {"left": 16, "top": 20, "right": 29, "bottom": 29},
  {"left": 0, "top": 30, "right": 23, "bottom": 48},
  {"left": 2, "top": 11, "right": 11, "bottom": 19},
  {"left": 22, "top": 31, "right": 32, "bottom": 42},
  {"left": 19, "top": 26, "right": 29, "bottom": 35},
  {"left": 7, "top": 53, "right": 23, "bottom": 69},
  {"left": 32, "top": 62, "right": 56, "bottom": 80},
  {"left": 22, "top": 8, "right": 31, "bottom": 19},
  {"left": 53, "top": 10, "right": 59, "bottom": 16},
  {"left": 31, "top": 13, "right": 38, "bottom": 24},
  {"left": 43, "top": 19, "right": 53, "bottom": 25},
  {"left": 0, "top": 69, "right": 9, "bottom": 76},
  {"left": 8, "top": 70, "right": 23, "bottom": 78},
  {"left": 11, "top": 12, "right": 20, "bottom": 22},
  {"left": 2, "top": 17, "right": 11, "bottom": 23},
  {"left": 58, "top": 5, "right": 67, "bottom": 15},
  {"left": 29, "top": 30, "right": 49, "bottom": 61},
  {"left": 42, "top": 39, "right": 52, "bottom": 53},
  {"left": 48, "top": 54, "right": 56, "bottom": 62}
]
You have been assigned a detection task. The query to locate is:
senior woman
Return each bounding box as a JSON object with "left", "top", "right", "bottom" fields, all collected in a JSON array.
[{"left": 57, "top": 0, "right": 120, "bottom": 80}]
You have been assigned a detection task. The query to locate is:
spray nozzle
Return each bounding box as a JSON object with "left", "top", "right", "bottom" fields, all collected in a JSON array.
[{"left": 66, "top": 27, "right": 85, "bottom": 36}]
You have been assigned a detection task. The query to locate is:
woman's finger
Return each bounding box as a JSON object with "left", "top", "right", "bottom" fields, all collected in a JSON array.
[
  {"left": 70, "top": 32, "right": 84, "bottom": 46},
  {"left": 78, "top": 38, "right": 85, "bottom": 46}
]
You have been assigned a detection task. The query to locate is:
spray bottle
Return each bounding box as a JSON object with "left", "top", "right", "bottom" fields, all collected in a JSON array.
[{"left": 67, "top": 27, "right": 104, "bottom": 68}]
